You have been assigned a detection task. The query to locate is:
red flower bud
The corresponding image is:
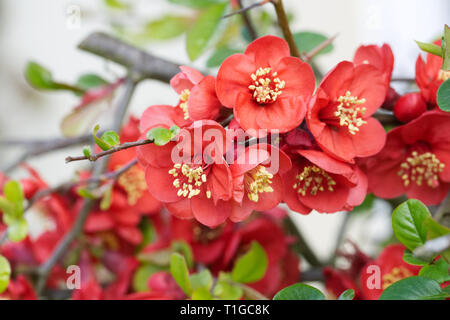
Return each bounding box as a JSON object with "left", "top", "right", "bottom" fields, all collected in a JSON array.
[
  {"left": 393, "top": 92, "right": 427, "bottom": 123},
  {"left": 381, "top": 86, "right": 400, "bottom": 110},
  {"left": 20, "top": 179, "right": 39, "bottom": 199}
]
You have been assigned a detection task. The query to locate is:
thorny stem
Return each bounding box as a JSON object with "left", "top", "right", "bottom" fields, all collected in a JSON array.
[
  {"left": 272, "top": 0, "right": 301, "bottom": 58},
  {"left": 35, "top": 78, "right": 138, "bottom": 296}
]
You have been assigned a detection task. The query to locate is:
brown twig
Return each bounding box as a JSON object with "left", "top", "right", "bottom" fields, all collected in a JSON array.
[
  {"left": 304, "top": 34, "right": 338, "bottom": 62},
  {"left": 65, "top": 139, "right": 152, "bottom": 163},
  {"left": 238, "top": 0, "right": 258, "bottom": 41},
  {"left": 223, "top": 0, "right": 270, "bottom": 19},
  {"left": 271, "top": 0, "right": 301, "bottom": 58}
]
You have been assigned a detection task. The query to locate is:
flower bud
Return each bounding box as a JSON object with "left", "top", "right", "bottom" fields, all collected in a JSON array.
[
  {"left": 394, "top": 92, "right": 427, "bottom": 123},
  {"left": 381, "top": 87, "right": 400, "bottom": 110}
]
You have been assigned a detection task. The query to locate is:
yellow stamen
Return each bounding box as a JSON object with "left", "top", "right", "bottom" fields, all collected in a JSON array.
[
  {"left": 179, "top": 89, "right": 190, "bottom": 120},
  {"left": 293, "top": 165, "right": 336, "bottom": 196},
  {"left": 169, "top": 163, "right": 205, "bottom": 199},
  {"left": 248, "top": 67, "right": 285, "bottom": 104},
  {"left": 382, "top": 267, "right": 413, "bottom": 290},
  {"left": 334, "top": 91, "right": 367, "bottom": 135},
  {"left": 117, "top": 165, "right": 148, "bottom": 205},
  {"left": 397, "top": 151, "right": 444, "bottom": 188},
  {"left": 246, "top": 165, "right": 274, "bottom": 202}
]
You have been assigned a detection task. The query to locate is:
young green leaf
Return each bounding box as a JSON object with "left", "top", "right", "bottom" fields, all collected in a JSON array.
[
  {"left": 104, "top": 0, "right": 130, "bottom": 10},
  {"left": 100, "top": 184, "right": 113, "bottom": 211},
  {"left": 7, "top": 217, "right": 28, "bottom": 242},
  {"left": 101, "top": 131, "right": 120, "bottom": 147},
  {"left": 170, "top": 253, "right": 192, "bottom": 296},
  {"left": 0, "top": 197, "right": 13, "bottom": 215},
  {"left": 403, "top": 249, "right": 431, "bottom": 266},
  {"left": 415, "top": 40, "right": 443, "bottom": 57},
  {"left": 0, "top": 255, "right": 11, "bottom": 294},
  {"left": 338, "top": 289, "right": 355, "bottom": 300},
  {"left": 231, "top": 241, "right": 268, "bottom": 283},
  {"left": 213, "top": 272, "right": 243, "bottom": 300},
  {"left": 186, "top": 2, "right": 228, "bottom": 61},
  {"left": 76, "top": 74, "right": 109, "bottom": 91},
  {"left": 4, "top": 180, "right": 24, "bottom": 209},
  {"left": 207, "top": 47, "right": 241, "bottom": 68},
  {"left": 273, "top": 283, "right": 325, "bottom": 300},
  {"left": 392, "top": 199, "right": 431, "bottom": 251},
  {"left": 441, "top": 24, "right": 450, "bottom": 71},
  {"left": 144, "top": 15, "right": 192, "bottom": 40},
  {"left": 419, "top": 259, "right": 450, "bottom": 284},
  {"left": 147, "top": 127, "right": 176, "bottom": 146},
  {"left": 25, "top": 61, "right": 57, "bottom": 90},
  {"left": 132, "top": 263, "right": 167, "bottom": 292},
  {"left": 192, "top": 287, "right": 213, "bottom": 300},
  {"left": 171, "top": 240, "right": 194, "bottom": 269},
  {"left": 190, "top": 269, "right": 213, "bottom": 292},
  {"left": 379, "top": 276, "right": 447, "bottom": 300},
  {"left": 82, "top": 146, "right": 92, "bottom": 159},
  {"left": 437, "top": 79, "right": 450, "bottom": 112},
  {"left": 92, "top": 124, "right": 112, "bottom": 151},
  {"left": 293, "top": 31, "right": 334, "bottom": 56}
]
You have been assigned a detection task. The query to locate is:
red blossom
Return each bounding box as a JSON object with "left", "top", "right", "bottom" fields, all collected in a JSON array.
[
  {"left": 0, "top": 275, "right": 37, "bottom": 300},
  {"left": 282, "top": 149, "right": 367, "bottom": 214},
  {"left": 216, "top": 35, "right": 315, "bottom": 136},
  {"left": 393, "top": 92, "right": 427, "bottom": 123},
  {"left": 307, "top": 61, "right": 387, "bottom": 163},
  {"left": 360, "top": 111, "right": 450, "bottom": 205}
]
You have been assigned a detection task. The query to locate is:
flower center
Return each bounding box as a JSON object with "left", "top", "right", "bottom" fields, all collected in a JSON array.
[
  {"left": 397, "top": 151, "right": 445, "bottom": 188},
  {"left": 117, "top": 165, "right": 148, "bottom": 205},
  {"left": 293, "top": 165, "right": 336, "bottom": 196},
  {"left": 382, "top": 267, "right": 413, "bottom": 290},
  {"left": 245, "top": 165, "right": 274, "bottom": 202},
  {"left": 248, "top": 67, "right": 285, "bottom": 104},
  {"left": 169, "top": 163, "right": 207, "bottom": 199},
  {"left": 438, "top": 69, "right": 450, "bottom": 82},
  {"left": 179, "top": 89, "right": 190, "bottom": 120},
  {"left": 334, "top": 91, "right": 367, "bottom": 135}
]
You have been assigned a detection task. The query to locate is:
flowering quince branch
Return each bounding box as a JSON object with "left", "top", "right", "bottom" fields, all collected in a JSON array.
[
  {"left": 271, "top": 0, "right": 301, "bottom": 58},
  {"left": 65, "top": 139, "right": 152, "bottom": 163},
  {"left": 303, "top": 34, "right": 339, "bottom": 62},
  {"left": 222, "top": 0, "right": 271, "bottom": 19},
  {"left": 236, "top": 0, "right": 258, "bottom": 41}
]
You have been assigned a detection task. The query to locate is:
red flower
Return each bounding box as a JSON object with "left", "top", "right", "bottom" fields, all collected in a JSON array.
[
  {"left": 282, "top": 149, "right": 367, "bottom": 214},
  {"left": 416, "top": 40, "right": 449, "bottom": 106},
  {"left": 353, "top": 43, "right": 394, "bottom": 91},
  {"left": 216, "top": 35, "right": 315, "bottom": 136},
  {"left": 360, "top": 244, "right": 420, "bottom": 300},
  {"left": 360, "top": 111, "right": 450, "bottom": 205},
  {"left": 170, "top": 66, "right": 222, "bottom": 122},
  {"left": 307, "top": 61, "right": 387, "bottom": 163},
  {"left": 0, "top": 275, "right": 37, "bottom": 300},
  {"left": 138, "top": 120, "right": 233, "bottom": 227},
  {"left": 393, "top": 92, "right": 427, "bottom": 123},
  {"left": 229, "top": 144, "right": 291, "bottom": 222}
]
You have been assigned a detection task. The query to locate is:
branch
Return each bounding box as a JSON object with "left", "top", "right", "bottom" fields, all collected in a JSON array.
[
  {"left": 304, "top": 34, "right": 338, "bottom": 62},
  {"left": 300, "top": 267, "right": 324, "bottom": 282},
  {"left": 223, "top": 0, "right": 270, "bottom": 19},
  {"left": 283, "top": 215, "right": 323, "bottom": 267},
  {"left": 238, "top": 0, "right": 258, "bottom": 41},
  {"left": 413, "top": 234, "right": 450, "bottom": 261},
  {"left": 434, "top": 192, "right": 450, "bottom": 223},
  {"left": 373, "top": 109, "right": 399, "bottom": 126},
  {"left": 65, "top": 139, "right": 152, "bottom": 163},
  {"left": 35, "top": 77, "right": 138, "bottom": 296},
  {"left": 272, "top": 0, "right": 301, "bottom": 58},
  {"left": 78, "top": 32, "right": 181, "bottom": 83}
]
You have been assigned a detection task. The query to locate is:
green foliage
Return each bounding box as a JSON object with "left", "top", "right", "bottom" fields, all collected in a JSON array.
[
  {"left": 170, "top": 253, "right": 192, "bottom": 296},
  {"left": 338, "top": 289, "right": 355, "bottom": 300},
  {"left": 403, "top": 249, "right": 430, "bottom": 266},
  {"left": 104, "top": 0, "right": 130, "bottom": 10},
  {"left": 419, "top": 259, "right": 450, "bottom": 284},
  {"left": 231, "top": 241, "right": 268, "bottom": 284},
  {"left": 0, "top": 255, "right": 11, "bottom": 294},
  {"left": 132, "top": 263, "right": 167, "bottom": 292},
  {"left": 146, "top": 126, "right": 179, "bottom": 146},
  {"left": 92, "top": 125, "right": 120, "bottom": 151},
  {"left": 379, "top": 276, "right": 448, "bottom": 300},
  {"left": 293, "top": 31, "right": 334, "bottom": 56},
  {"left": 273, "top": 283, "right": 325, "bottom": 300},
  {"left": 213, "top": 272, "right": 243, "bottom": 300},
  {"left": 171, "top": 240, "right": 194, "bottom": 269},
  {"left": 82, "top": 146, "right": 92, "bottom": 159},
  {"left": 168, "top": 0, "right": 223, "bottom": 8},
  {"left": 76, "top": 74, "right": 109, "bottom": 91},
  {"left": 442, "top": 24, "right": 450, "bottom": 71},
  {"left": 0, "top": 181, "right": 28, "bottom": 242},
  {"left": 392, "top": 199, "right": 431, "bottom": 251},
  {"left": 144, "top": 15, "right": 192, "bottom": 40},
  {"left": 207, "top": 47, "right": 241, "bottom": 68},
  {"left": 437, "top": 79, "right": 450, "bottom": 112},
  {"left": 190, "top": 269, "right": 214, "bottom": 299},
  {"left": 186, "top": 2, "right": 228, "bottom": 61},
  {"left": 415, "top": 40, "right": 443, "bottom": 57}
]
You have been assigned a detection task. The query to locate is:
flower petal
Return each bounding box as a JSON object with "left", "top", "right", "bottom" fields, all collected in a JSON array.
[{"left": 244, "top": 35, "right": 290, "bottom": 67}]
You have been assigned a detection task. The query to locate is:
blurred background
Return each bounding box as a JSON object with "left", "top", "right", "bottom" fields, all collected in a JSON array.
[{"left": 0, "top": 0, "right": 449, "bottom": 267}]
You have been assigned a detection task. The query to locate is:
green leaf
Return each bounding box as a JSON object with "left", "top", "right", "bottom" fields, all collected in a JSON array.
[
  {"left": 168, "top": 0, "right": 223, "bottom": 8},
  {"left": 171, "top": 240, "right": 194, "bottom": 269},
  {"left": 293, "top": 31, "right": 334, "bottom": 56},
  {"left": 7, "top": 217, "right": 28, "bottom": 242},
  {"left": 379, "top": 276, "right": 447, "bottom": 300},
  {"left": 76, "top": 74, "right": 109, "bottom": 91},
  {"left": 443, "top": 25, "right": 450, "bottom": 71},
  {"left": 231, "top": 241, "right": 268, "bottom": 284},
  {"left": 170, "top": 253, "right": 192, "bottom": 296},
  {"left": 186, "top": 2, "right": 228, "bottom": 61},
  {"left": 132, "top": 263, "right": 167, "bottom": 292},
  {"left": 415, "top": 40, "right": 443, "bottom": 57},
  {"left": 99, "top": 184, "right": 113, "bottom": 211},
  {"left": 213, "top": 272, "right": 243, "bottom": 300},
  {"left": 392, "top": 199, "right": 431, "bottom": 251},
  {"left": 192, "top": 287, "right": 213, "bottom": 300},
  {"left": 82, "top": 146, "right": 92, "bottom": 159},
  {"left": 92, "top": 124, "right": 112, "bottom": 151},
  {"left": 4, "top": 180, "right": 24, "bottom": 209},
  {"left": 207, "top": 47, "right": 241, "bottom": 68},
  {"left": 0, "top": 197, "right": 13, "bottom": 214},
  {"left": 101, "top": 131, "right": 120, "bottom": 147},
  {"left": 25, "top": 61, "right": 56, "bottom": 90},
  {"left": 403, "top": 249, "right": 431, "bottom": 266},
  {"left": 77, "top": 188, "right": 97, "bottom": 200},
  {"left": 190, "top": 269, "right": 213, "bottom": 292},
  {"left": 273, "top": 283, "right": 325, "bottom": 300},
  {"left": 338, "top": 289, "right": 355, "bottom": 300},
  {"left": 419, "top": 259, "right": 450, "bottom": 284},
  {"left": 0, "top": 255, "right": 11, "bottom": 294},
  {"left": 146, "top": 127, "right": 177, "bottom": 146},
  {"left": 104, "top": 0, "right": 130, "bottom": 10},
  {"left": 437, "top": 79, "right": 450, "bottom": 112},
  {"left": 144, "top": 15, "right": 191, "bottom": 40}
]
